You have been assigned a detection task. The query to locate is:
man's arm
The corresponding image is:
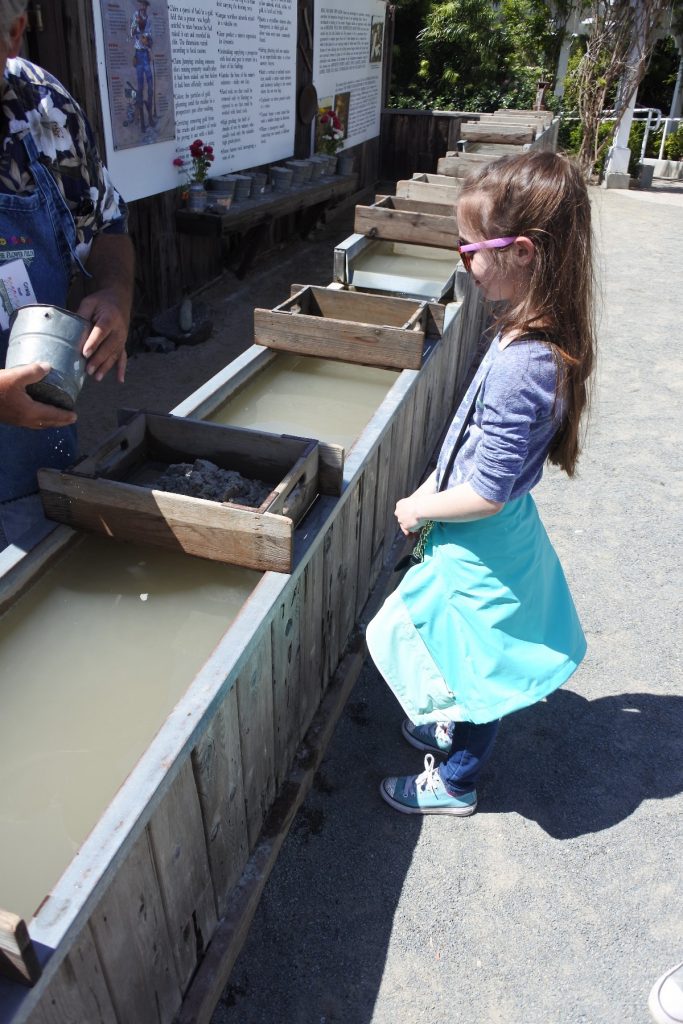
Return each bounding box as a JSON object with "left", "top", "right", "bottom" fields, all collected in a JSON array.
[{"left": 77, "top": 233, "right": 135, "bottom": 383}]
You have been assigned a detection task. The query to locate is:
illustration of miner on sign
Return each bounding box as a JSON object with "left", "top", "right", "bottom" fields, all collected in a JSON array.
[{"left": 130, "top": 0, "right": 157, "bottom": 132}]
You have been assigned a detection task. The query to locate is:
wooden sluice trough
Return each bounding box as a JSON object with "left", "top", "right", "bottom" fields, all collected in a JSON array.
[
  {"left": 396, "top": 174, "right": 462, "bottom": 204},
  {"left": 0, "top": 259, "right": 485, "bottom": 1022},
  {"left": 253, "top": 285, "right": 443, "bottom": 371},
  {"left": 353, "top": 195, "right": 459, "bottom": 250}
]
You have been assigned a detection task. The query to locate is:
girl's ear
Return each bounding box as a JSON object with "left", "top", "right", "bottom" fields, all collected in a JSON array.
[{"left": 513, "top": 236, "right": 535, "bottom": 267}]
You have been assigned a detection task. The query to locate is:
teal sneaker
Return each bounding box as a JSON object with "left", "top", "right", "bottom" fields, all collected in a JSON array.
[
  {"left": 402, "top": 718, "right": 454, "bottom": 756},
  {"left": 380, "top": 754, "right": 477, "bottom": 816}
]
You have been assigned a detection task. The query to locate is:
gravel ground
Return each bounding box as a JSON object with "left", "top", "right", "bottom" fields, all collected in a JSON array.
[{"left": 209, "top": 182, "right": 683, "bottom": 1024}]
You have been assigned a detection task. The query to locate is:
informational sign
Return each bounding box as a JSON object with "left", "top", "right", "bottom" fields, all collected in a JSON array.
[
  {"left": 92, "top": 0, "right": 298, "bottom": 202},
  {"left": 312, "top": 0, "right": 386, "bottom": 152}
]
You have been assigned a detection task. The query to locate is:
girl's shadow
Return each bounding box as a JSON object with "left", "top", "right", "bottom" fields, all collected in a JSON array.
[{"left": 483, "top": 688, "right": 683, "bottom": 838}]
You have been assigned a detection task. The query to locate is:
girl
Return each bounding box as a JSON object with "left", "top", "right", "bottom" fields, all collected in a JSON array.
[{"left": 366, "top": 151, "right": 595, "bottom": 816}]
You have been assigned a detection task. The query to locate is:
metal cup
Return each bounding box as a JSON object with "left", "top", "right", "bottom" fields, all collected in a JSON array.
[{"left": 5, "top": 304, "right": 91, "bottom": 411}]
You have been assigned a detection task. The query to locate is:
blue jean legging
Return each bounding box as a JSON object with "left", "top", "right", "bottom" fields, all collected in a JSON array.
[{"left": 439, "top": 719, "right": 501, "bottom": 794}]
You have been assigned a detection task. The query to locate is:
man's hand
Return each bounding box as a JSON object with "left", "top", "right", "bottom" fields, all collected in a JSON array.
[
  {"left": 0, "top": 364, "right": 77, "bottom": 429},
  {"left": 77, "top": 232, "right": 134, "bottom": 384},
  {"left": 78, "top": 287, "right": 129, "bottom": 383}
]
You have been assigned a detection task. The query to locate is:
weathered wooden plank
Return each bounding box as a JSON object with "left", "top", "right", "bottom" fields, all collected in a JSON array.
[
  {"left": 460, "top": 124, "right": 533, "bottom": 145},
  {"left": 0, "top": 913, "right": 41, "bottom": 988},
  {"left": 253, "top": 284, "right": 428, "bottom": 372},
  {"left": 38, "top": 471, "right": 295, "bottom": 573},
  {"left": 254, "top": 306, "right": 425, "bottom": 371},
  {"left": 444, "top": 150, "right": 496, "bottom": 160},
  {"left": 300, "top": 285, "right": 427, "bottom": 327},
  {"left": 493, "top": 108, "right": 553, "bottom": 125},
  {"left": 374, "top": 196, "right": 457, "bottom": 218},
  {"left": 191, "top": 690, "right": 250, "bottom": 919},
  {"left": 298, "top": 545, "right": 325, "bottom": 733},
  {"left": 337, "top": 484, "right": 361, "bottom": 649},
  {"left": 411, "top": 172, "right": 465, "bottom": 185},
  {"left": 148, "top": 760, "right": 218, "bottom": 994},
  {"left": 477, "top": 114, "right": 541, "bottom": 133},
  {"left": 321, "top": 506, "right": 344, "bottom": 683},
  {"left": 354, "top": 202, "right": 459, "bottom": 250},
  {"left": 235, "top": 634, "right": 276, "bottom": 850},
  {"left": 465, "top": 142, "right": 527, "bottom": 156},
  {"left": 417, "top": 340, "right": 444, "bottom": 469},
  {"left": 270, "top": 575, "right": 304, "bottom": 788},
  {"left": 427, "top": 326, "right": 452, "bottom": 449},
  {"left": 390, "top": 384, "right": 418, "bottom": 512},
  {"left": 406, "top": 360, "right": 431, "bottom": 493},
  {"left": 89, "top": 829, "right": 182, "bottom": 1023},
  {"left": 395, "top": 178, "right": 462, "bottom": 204},
  {"left": 370, "top": 425, "right": 394, "bottom": 582},
  {"left": 355, "top": 449, "right": 379, "bottom": 615},
  {"left": 26, "top": 929, "right": 116, "bottom": 1024},
  {"left": 436, "top": 155, "right": 501, "bottom": 177}
]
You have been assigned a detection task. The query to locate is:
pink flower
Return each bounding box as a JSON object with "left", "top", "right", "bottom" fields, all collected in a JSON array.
[
  {"left": 173, "top": 156, "right": 184, "bottom": 167},
  {"left": 204, "top": 145, "right": 214, "bottom": 155}
]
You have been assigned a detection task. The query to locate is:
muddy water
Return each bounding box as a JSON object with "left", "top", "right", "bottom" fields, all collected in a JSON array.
[
  {"left": 0, "top": 539, "right": 258, "bottom": 919},
  {"left": 207, "top": 353, "right": 399, "bottom": 449},
  {"left": 0, "top": 352, "right": 399, "bottom": 921},
  {"left": 350, "top": 244, "right": 456, "bottom": 296}
]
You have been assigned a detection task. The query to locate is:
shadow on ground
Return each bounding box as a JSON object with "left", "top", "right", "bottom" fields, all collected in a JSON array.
[
  {"left": 483, "top": 688, "right": 683, "bottom": 838},
  {"left": 212, "top": 668, "right": 683, "bottom": 1024}
]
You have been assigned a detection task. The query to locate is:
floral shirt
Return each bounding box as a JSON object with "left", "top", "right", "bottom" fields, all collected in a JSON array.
[{"left": 0, "top": 57, "right": 127, "bottom": 267}]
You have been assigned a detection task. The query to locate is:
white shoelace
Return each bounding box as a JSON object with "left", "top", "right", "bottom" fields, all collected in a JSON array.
[{"left": 406, "top": 753, "right": 442, "bottom": 798}]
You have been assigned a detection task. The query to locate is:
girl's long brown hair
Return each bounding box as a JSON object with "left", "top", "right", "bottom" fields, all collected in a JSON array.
[{"left": 457, "top": 151, "right": 596, "bottom": 477}]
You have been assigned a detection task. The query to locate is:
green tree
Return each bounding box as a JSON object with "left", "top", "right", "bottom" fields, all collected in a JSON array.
[{"left": 390, "top": 0, "right": 559, "bottom": 111}]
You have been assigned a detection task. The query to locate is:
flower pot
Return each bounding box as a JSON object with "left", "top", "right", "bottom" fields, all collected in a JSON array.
[
  {"left": 309, "top": 155, "right": 328, "bottom": 179},
  {"left": 338, "top": 154, "right": 354, "bottom": 175},
  {"left": 271, "top": 166, "right": 293, "bottom": 192},
  {"left": 187, "top": 182, "right": 208, "bottom": 212}
]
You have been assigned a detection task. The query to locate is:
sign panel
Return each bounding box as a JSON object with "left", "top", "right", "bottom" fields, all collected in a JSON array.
[
  {"left": 93, "top": 0, "right": 297, "bottom": 202},
  {"left": 312, "top": 0, "right": 386, "bottom": 152}
]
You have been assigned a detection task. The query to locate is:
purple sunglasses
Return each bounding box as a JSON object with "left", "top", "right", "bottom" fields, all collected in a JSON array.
[{"left": 457, "top": 236, "right": 517, "bottom": 272}]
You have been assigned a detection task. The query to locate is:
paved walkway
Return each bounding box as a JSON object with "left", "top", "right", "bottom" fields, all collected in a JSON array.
[{"left": 209, "top": 184, "right": 683, "bottom": 1024}]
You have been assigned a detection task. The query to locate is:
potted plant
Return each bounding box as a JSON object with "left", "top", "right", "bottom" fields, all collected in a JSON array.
[
  {"left": 316, "top": 110, "right": 344, "bottom": 172},
  {"left": 173, "top": 139, "right": 216, "bottom": 212}
]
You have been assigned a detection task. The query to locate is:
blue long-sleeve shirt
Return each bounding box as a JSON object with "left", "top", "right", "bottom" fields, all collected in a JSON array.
[{"left": 436, "top": 336, "right": 565, "bottom": 503}]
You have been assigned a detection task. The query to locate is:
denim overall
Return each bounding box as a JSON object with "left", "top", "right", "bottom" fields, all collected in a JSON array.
[{"left": 0, "top": 130, "right": 88, "bottom": 516}]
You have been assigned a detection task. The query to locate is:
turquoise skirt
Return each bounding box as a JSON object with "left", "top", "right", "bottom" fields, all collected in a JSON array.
[{"left": 366, "top": 494, "right": 586, "bottom": 725}]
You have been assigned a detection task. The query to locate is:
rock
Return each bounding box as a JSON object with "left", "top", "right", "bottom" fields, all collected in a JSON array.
[
  {"left": 152, "top": 459, "right": 273, "bottom": 507},
  {"left": 178, "top": 296, "right": 193, "bottom": 332}
]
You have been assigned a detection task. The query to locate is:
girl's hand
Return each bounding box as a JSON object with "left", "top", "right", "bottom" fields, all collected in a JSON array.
[{"left": 395, "top": 496, "right": 426, "bottom": 535}]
